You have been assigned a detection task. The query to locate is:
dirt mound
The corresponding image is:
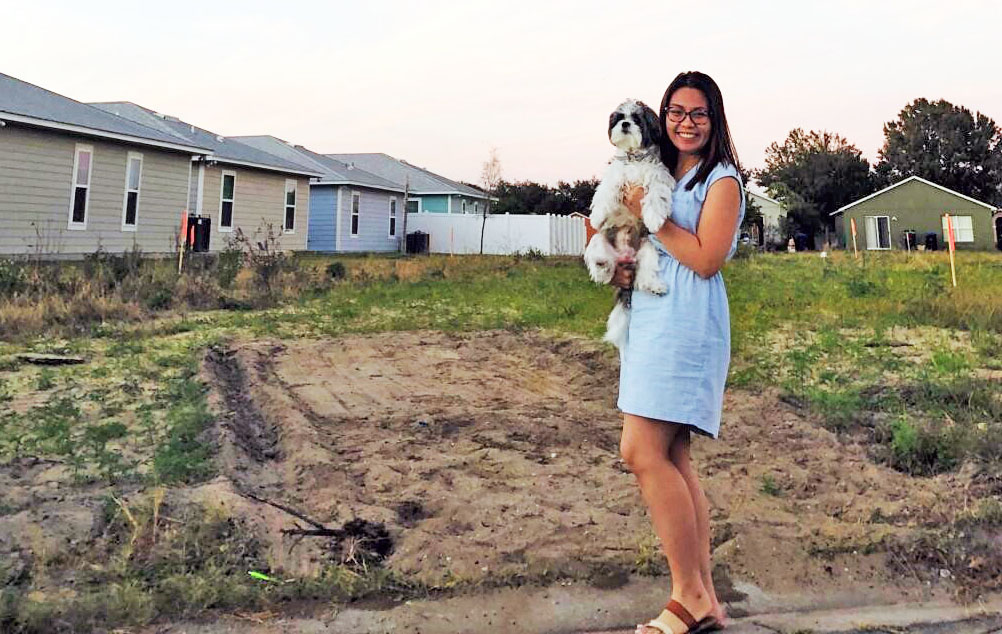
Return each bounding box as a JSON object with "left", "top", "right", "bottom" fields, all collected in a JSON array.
[{"left": 200, "top": 330, "right": 977, "bottom": 595}]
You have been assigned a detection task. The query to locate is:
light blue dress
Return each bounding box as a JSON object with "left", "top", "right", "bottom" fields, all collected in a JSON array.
[{"left": 617, "top": 161, "right": 745, "bottom": 439}]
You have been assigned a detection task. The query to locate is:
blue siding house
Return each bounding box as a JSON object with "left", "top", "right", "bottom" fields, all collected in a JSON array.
[{"left": 235, "top": 137, "right": 406, "bottom": 253}]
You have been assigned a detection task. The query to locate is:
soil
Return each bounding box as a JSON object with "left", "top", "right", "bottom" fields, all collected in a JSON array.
[{"left": 0, "top": 329, "right": 990, "bottom": 617}]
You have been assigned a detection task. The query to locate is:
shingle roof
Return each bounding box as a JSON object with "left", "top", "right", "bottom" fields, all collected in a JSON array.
[
  {"left": 831, "top": 176, "right": 998, "bottom": 216},
  {"left": 327, "top": 153, "right": 488, "bottom": 198},
  {"left": 0, "top": 72, "right": 210, "bottom": 152},
  {"left": 90, "top": 102, "right": 322, "bottom": 177},
  {"left": 233, "top": 136, "right": 404, "bottom": 192}
]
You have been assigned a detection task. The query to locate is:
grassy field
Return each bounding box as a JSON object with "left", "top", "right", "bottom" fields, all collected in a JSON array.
[{"left": 1, "top": 248, "right": 1000, "bottom": 631}]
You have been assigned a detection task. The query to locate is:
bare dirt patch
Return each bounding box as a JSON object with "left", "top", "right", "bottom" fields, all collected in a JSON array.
[{"left": 194, "top": 330, "right": 983, "bottom": 597}]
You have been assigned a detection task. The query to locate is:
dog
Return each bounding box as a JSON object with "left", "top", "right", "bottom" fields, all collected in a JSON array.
[{"left": 584, "top": 98, "right": 675, "bottom": 349}]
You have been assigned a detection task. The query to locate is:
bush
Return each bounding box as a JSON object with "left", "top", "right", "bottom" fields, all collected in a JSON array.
[
  {"left": 327, "top": 261, "right": 347, "bottom": 280},
  {"left": 0, "top": 260, "right": 27, "bottom": 298}
]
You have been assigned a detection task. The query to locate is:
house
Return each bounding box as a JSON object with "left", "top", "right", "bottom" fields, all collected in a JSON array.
[
  {"left": 91, "top": 103, "right": 322, "bottom": 253},
  {"left": 327, "top": 153, "right": 490, "bottom": 215},
  {"left": 831, "top": 176, "right": 999, "bottom": 251},
  {"left": 0, "top": 72, "right": 211, "bottom": 257},
  {"left": 746, "top": 190, "right": 787, "bottom": 248},
  {"left": 234, "top": 137, "right": 406, "bottom": 253}
]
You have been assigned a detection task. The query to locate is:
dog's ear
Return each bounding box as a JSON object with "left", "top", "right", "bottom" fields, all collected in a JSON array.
[
  {"left": 608, "top": 110, "right": 623, "bottom": 138},
  {"left": 640, "top": 104, "right": 662, "bottom": 147}
]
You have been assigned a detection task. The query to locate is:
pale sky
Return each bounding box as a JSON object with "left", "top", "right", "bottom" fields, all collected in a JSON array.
[{"left": 4, "top": 0, "right": 1001, "bottom": 187}]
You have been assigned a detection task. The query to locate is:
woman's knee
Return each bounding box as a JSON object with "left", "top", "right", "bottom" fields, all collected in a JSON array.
[{"left": 620, "top": 434, "right": 669, "bottom": 475}]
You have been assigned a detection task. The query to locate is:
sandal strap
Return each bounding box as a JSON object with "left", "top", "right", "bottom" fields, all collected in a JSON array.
[
  {"left": 665, "top": 600, "right": 698, "bottom": 628},
  {"left": 642, "top": 618, "right": 674, "bottom": 634}
]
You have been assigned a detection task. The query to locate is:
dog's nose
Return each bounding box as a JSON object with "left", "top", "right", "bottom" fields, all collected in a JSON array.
[{"left": 621, "top": 121, "right": 630, "bottom": 129}]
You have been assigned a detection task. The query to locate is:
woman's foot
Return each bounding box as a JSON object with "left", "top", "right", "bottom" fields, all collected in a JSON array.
[{"left": 636, "top": 596, "right": 718, "bottom": 634}]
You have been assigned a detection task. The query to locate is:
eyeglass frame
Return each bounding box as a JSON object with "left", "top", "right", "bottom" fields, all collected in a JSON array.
[{"left": 665, "top": 106, "right": 711, "bottom": 126}]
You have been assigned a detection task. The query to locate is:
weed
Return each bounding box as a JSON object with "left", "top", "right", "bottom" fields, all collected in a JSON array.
[
  {"left": 760, "top": 474, "right": 783, "bottom": 497},
  {"left": 34, "top": 368, "right": 56, "bottom": 390}
]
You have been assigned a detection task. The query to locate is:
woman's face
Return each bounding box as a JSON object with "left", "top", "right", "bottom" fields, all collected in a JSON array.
[{"left": 665, "top": 87, "right": 711, "bottom": 156}]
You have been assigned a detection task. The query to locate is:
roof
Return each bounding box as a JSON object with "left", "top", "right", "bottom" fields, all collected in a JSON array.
[
  {"left": 327, "top": 153, "right": 489, "bottom": 198},
  {"left": 89, "top": 102, "right": 322, "bottom": 177},
  {"left": 233, "top": 136, "right": 404, "bottom": 192},
  {"left": 0, "top": 72, "right": 209, "bottom": 153},
  {"left": 747, "top": 190, "right": 783, "bottom": 207},
  {"left": 831, "top": 176, "right": 998, "bottom": 216}
]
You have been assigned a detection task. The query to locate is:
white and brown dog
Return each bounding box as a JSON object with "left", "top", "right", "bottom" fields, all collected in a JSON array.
[{"left": 584, "top": 98, "right": 675, "bottom": 349}]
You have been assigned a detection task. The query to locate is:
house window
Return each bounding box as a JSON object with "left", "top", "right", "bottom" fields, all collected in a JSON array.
[
  {"left": 864, "top": 215, "right": 890, "bottom": 250},
  {"left": 942, "top": 215, "right": 974, "bottom": 243},
  {"left": 219, "top": 171, "right": 235, "bottom": 231},
  {"left": 406, "top": 198, "right": 420, "bottom": 214},
  {"left": 284, "top": 179, "right": 296, "bottom": 233},
  {"left": 122, "top": 152, "right": 143, "bottom": 230},
  {"left": 462, "top": 199, "right": 467, "bottom": 214},
  {"left": 389, "top": 197, "right": 397, "bottom": 238},
  {"left": 351, "top": 192, "right": 360, "bottom": 237},
  {"left": 68, "top": 144, "right": 93, "bottom": 229}
]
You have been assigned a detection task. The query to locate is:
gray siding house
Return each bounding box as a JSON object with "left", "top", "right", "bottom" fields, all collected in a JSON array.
[
  {"left": 0, "top": 73, "right": 210, "bottom": 256},
  {"left": 234, "top": 137, "right": 406, "bottom": 253},
  {"left": 91, "top": 103, "right": 322, "bottom": 253},
  {"left": 327, "top": 153, "right": 490, "bottom": 216}
]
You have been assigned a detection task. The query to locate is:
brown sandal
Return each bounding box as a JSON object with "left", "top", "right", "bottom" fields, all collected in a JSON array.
[{"left": 640, "top": 599, "right": 723, "bottom": 634}]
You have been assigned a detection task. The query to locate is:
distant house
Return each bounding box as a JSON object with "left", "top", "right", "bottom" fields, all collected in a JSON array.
[
  {"left": 234, "top": 137, "right": 406, "bottom": 253},
  {"left": 0, "top": 73, "right": 210, "bottom": 257},
  {"left": 91, "top": 103, "right": 322, "bottom": 253},
  {"left": 746, "top": 190, "right": 787, "bottom": 248},
  {"left": 831, "top": 176, "right": 999, "bottom": 251},
  {"left": 327, "top": 153, "right": 491, "bottom": 216}
]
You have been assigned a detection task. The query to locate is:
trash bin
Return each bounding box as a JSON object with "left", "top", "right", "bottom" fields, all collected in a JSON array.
[
  {"left": 188, "top": 215, "right": 212, "bottom": 252},
  {"left": 924, "top": 232, "right": 939, "bottom": 251},
  {"left": 406, "top": 231, "right": 429, "bottom": 254},
  {"left": 902, "top": 230, "right": 917, "bottom": 250}
]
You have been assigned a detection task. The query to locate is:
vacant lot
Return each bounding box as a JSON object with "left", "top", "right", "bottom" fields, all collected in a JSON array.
[{"left": 1, "top": 251, "right": 1000, "bottom": 632}]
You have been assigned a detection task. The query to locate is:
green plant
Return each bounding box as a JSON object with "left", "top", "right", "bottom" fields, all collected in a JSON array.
[
  {"left": 216, "top": 242, "right": 243, "bottom": 289},
  {"left": 760, "top": 474, "right": 782, "bottom": 496},
  {"left": 327, "top": 261, "right": 347, "bottom": 280}
]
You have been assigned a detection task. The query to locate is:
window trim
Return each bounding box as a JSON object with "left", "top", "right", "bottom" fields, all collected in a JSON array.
[
  {"left": 218, "top": 170, "right": 236, "bottom": 233},
  {"left": 864, "top": 214, "right": 891, "bottom": 250},
  {"left": 462, "top": 199, "right": 468, "bottom": 214},
  {"left": 388, "top": 196, "right": 397, "bottom": 239},
  {"left": 406, "top": 197, "right": 422, "bottom": 214},
  {"left": 121, "top": 151, "right": 143, "bottom": 232},
  {"left": 68, "top": 143, "right": 93, "bottom": 230},
  {"left": 283, "top": 178, "right": 297, "bottom": 234},
  {"left": 943, "top": 214, "right": 974, "bottom": 243},
  {"left": 351, "top": 191, "right": 361, "bottom": 238}
]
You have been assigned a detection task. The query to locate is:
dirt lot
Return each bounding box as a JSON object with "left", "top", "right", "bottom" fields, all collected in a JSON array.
[
  {"left": 0, "top": 329, "right": 988, "bottom": 621},
  {"left": 195, "top": 330, "right": 978, "bottom": 595}
]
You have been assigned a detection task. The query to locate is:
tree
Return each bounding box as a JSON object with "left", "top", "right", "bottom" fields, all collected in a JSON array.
[
  {"left": 479, "top": 148, "right": 503, "bottom": 254},
  {"left": 876, "top": 98, "right": 1002, "bottom": 206},
  {"left": 754, "top": 129, "right": 874, "bottom": 245}
]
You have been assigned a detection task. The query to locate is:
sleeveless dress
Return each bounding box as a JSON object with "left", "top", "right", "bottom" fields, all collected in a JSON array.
[{"left": 617, "top": 161, "right": 745, "bottom": 439}]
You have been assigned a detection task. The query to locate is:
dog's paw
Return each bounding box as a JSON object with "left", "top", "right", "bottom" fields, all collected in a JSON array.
[{"left": 637, "top": 276, "right": 667, "bottom": 296}]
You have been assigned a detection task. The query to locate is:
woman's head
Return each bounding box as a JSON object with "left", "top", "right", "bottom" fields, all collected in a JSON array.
[{"left": 659, "top": 71, "right": 740, "bottom": 188}]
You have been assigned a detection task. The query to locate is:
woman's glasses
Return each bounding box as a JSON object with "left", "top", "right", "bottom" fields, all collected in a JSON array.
[{"left": 665, "top": 107, "right": 710, "bottom": 125}]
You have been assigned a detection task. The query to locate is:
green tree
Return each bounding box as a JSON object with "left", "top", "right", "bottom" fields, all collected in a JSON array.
[
  {"left": 754, "top": 129, "right": 874, "bottom": 243},
  {"left": 876, "top": 98, "right": 1002, "bottom": 206}
]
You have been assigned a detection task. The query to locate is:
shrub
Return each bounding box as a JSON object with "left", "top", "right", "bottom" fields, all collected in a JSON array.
[
  {"left": 0, "top": 260, "right": 27, "bottom": 298},
  {"left": 327, "top": 261, "right": 347, "bottom": 280}
]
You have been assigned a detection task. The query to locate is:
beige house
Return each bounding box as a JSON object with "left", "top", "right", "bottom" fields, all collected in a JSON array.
[
  {"left": 0, "top": 72, "right": 321, "bottom": 257},
  {"left": 746, "top": 190, "right": 787, "bottom": 248}
]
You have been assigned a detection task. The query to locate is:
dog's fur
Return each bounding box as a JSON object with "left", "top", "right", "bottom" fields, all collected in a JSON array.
[{"left": 585, "top": 98, "right": 675, "bottom": 349}]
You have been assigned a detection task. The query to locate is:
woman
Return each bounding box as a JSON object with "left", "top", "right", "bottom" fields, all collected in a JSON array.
[{"left": 612, "top": 71, "right": 745, "bottom": 634}]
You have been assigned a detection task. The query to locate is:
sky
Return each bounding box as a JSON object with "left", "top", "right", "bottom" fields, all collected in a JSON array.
[{"left": 3, "top": 0, "right": 1001, "bottom": 188}]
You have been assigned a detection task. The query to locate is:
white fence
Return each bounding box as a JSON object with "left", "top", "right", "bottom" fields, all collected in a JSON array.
[{"left": 404, "top": 212, "right": 586, "bottom": 256}]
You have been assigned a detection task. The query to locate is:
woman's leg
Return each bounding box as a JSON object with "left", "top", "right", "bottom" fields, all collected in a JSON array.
[
  {"left": 669, "top": 429, "right": 726, "bottom": 623},
  {"left": 621, "top": 414, "right": 713, "bottom": 632}
]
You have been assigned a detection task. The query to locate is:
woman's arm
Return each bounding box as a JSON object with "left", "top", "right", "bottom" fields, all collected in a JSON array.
[{"left": 625, "top": 177, "right": 741, "bottom": 279}]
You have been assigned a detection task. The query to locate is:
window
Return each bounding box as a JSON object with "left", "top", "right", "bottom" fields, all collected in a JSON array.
[
  {"left": 406, "top": 198, "right": 420, "bottom": 214},
  {"left": 864, "top": 215, "right": 890, "bottom": 249},
  {"left": 68, "top": 144, "right": 93, "bottom": 229},
  {"left": 388, "top": 197, "right": 397, "bottom": 238},
  {"left": 942, "top": 215, "right": 974, "bottom": 243},
  {"left": 284, "top": 179, "right": 296, "bottom": 233},
  {"left": 219, "top": 171, "right": 235, "bottom": 231},
  {"left": 122, "top": 152, "right": 143, "bottom": 230},
  {"left": 462, "top": 199, "right": 467, "bottom": 214},
  {"left": 351, "top": 192, "right": 360, "bottom": 237}
]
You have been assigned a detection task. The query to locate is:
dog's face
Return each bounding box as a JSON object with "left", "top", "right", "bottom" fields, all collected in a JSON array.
[{"left": 608, "top": 99, "right": 662, "bottom": 153}]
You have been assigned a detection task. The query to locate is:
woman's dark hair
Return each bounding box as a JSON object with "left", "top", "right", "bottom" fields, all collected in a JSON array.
[{"left": 659, "top": 71, "right": 741, "bottom": 190}]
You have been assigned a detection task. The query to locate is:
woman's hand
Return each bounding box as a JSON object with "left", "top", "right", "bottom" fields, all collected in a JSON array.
[
  {"left": 623, "top": 186, "right": 644, "bottom": 219},
  {"left": 610, "top": 259, "right": 635, "bottom": 289}
]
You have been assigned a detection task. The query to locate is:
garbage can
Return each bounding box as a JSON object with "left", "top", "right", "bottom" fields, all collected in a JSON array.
[
  {"left": 902, "top": 230, "right": 917, "bottom": 250},
  {"left": 924, "top": 232, "right": 939, "bottom": 252},
  {"left": 188, "top": 215, "right": 212, "bottom": 252},
  {"left": 406, "top": 231, "right": 429, "bottom": 254}
]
